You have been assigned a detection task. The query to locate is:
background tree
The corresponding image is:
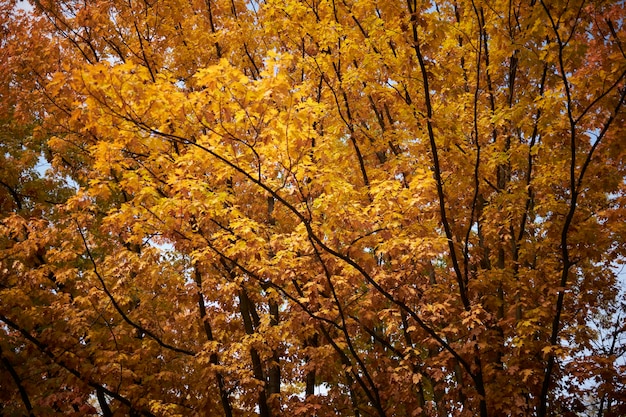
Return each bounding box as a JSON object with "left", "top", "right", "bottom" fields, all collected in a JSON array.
[{"left": 1, "top": 0, "right": 625, "bottom": 416}]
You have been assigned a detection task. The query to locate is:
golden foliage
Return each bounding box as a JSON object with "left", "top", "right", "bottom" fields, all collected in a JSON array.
[{"left": 1, "top": 0, "right": 626, "bottom": 416}]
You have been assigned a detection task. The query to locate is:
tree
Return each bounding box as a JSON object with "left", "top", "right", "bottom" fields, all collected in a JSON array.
[{"left": 1, "top": 0, "right": 625, "bottom": 415}]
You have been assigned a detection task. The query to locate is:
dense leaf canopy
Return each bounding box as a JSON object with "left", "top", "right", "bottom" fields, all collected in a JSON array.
[{"left": 1, "top": 0, "right": 625, "bottom": 416}]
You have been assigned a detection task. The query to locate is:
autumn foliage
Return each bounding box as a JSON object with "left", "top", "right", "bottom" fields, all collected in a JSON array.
[{"left": 1, "top": 0, "right": 626, "bottom": 415}]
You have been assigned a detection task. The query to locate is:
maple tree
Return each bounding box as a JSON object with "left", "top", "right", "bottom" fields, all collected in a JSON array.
[{"left": 1, "top": 0, "right": 626, "bottom": 416}]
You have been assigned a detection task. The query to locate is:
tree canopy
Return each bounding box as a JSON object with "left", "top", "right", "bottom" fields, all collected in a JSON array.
[{"left": 1, "top": 0, "right": 626, "bottom": 416}]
